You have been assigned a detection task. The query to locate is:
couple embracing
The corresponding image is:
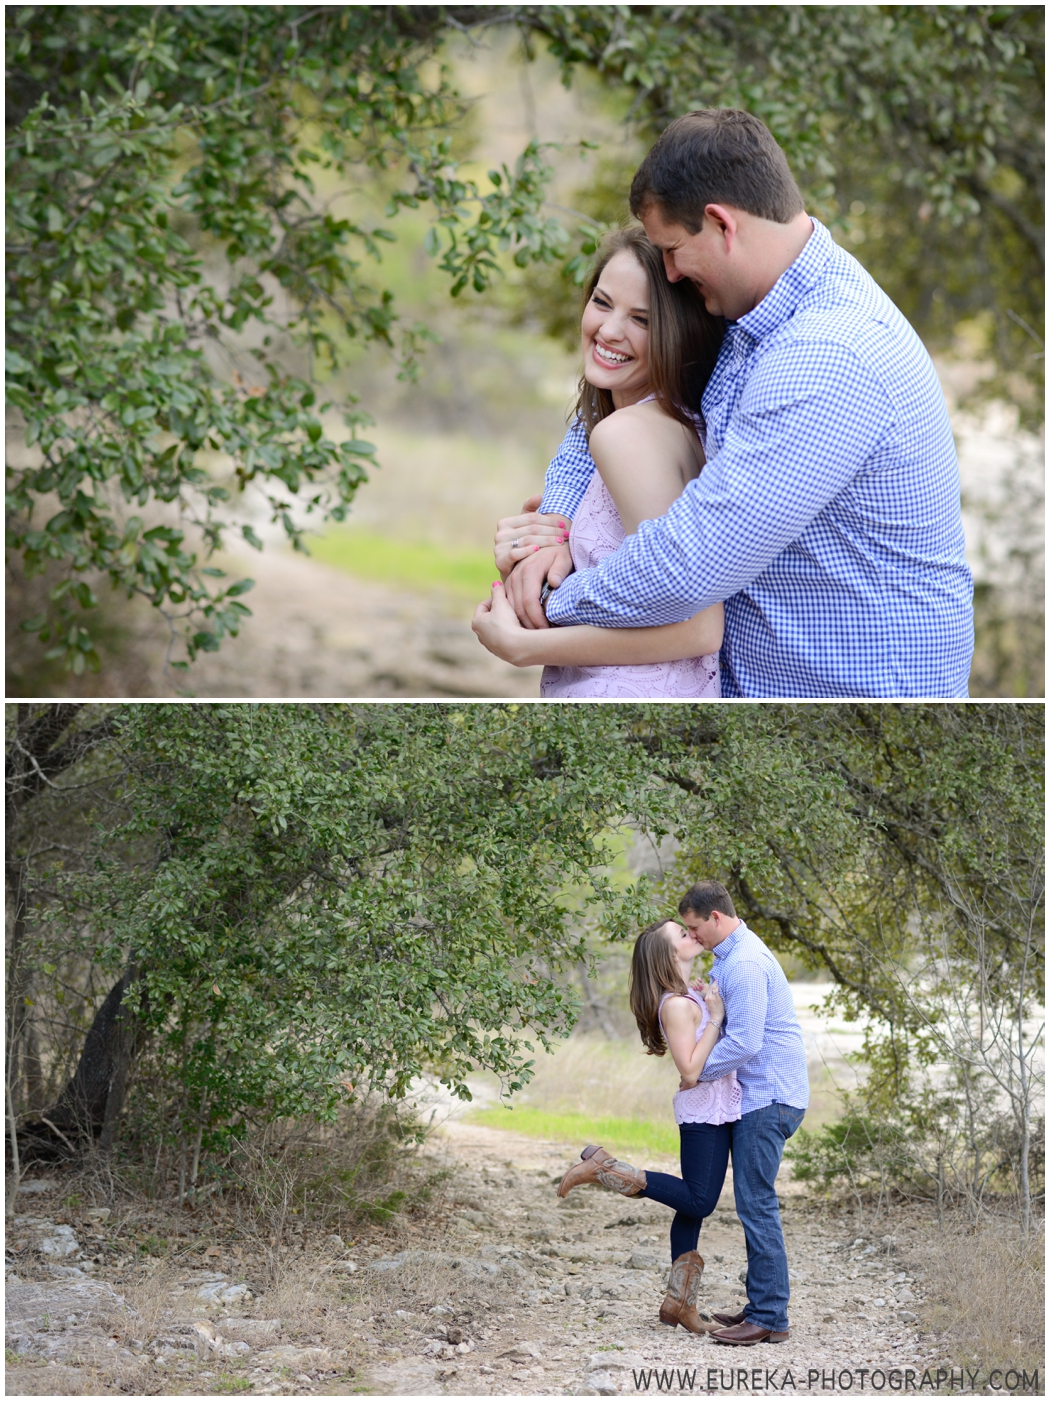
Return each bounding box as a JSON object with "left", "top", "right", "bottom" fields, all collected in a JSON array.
[
  {"left": 473, "top": 108, "right": 974, "bottom": 699},
  {"left": 557, "top": 881, "right": 808, "bottom": 1347}
]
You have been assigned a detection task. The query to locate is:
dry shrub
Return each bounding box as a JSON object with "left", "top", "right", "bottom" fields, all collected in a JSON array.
[
  {"left": 359, "top": 1253, "right": 487, "bottom": 1314},
  {"left": 221, "top": 1096, "right": 426, "bottom": 1225},
  {"left": 112, "top": 1257, "right": 185, "bottom": 1340},
  {"left": 922, "top": 1215, "right": 1044, "bottom": 1376}
]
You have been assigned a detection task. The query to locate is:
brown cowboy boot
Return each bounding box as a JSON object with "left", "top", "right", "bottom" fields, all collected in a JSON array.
[
  {"left": 711, "top": 1309, "right": 747, "bottom": 1327},
  {"left": 556, "top": 1145, "right": 646, "bottom": 1199},
  {"left": 658, "top": 1251, "right": 719, "bottom": 1334}
]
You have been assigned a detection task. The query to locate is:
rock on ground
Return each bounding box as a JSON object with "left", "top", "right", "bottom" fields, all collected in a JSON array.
[{"left": 6, "top": 1278, "right": 138, "bottom": 1364}]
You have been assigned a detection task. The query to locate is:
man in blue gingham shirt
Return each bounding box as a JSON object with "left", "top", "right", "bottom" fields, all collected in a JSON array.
[
  {"left": 680, "top": 881, "right": 808, "bottom": 1343},
  {"left": 691, "top": 921, "right": 809, "bottom": 1115},
  {"left": 538, "top": 219, "right": 974, "bottom": 697}
]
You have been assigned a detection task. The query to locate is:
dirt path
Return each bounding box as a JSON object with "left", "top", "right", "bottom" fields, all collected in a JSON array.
[
  {"left": 145, "top": 548, "right": 543, "bottom": 699},
  {"left": 358, "top": 1118, "right": 950, "bottom": 1396},
  {"left": 5, "top": 1119, "right": 956, "bottom": 1398}
]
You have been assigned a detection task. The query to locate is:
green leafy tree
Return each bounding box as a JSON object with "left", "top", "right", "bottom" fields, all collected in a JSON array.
[
  {"left": 7, "top": 702, "right": 655, "bottom": 1161},
  {"left": 5, "top": 7, "right": 570, "bottom": 672},
  {"left": 6, "top": 701, "right": 1043, "bottom": 1233}
]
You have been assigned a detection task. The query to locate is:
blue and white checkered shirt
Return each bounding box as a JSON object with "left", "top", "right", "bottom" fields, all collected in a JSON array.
[
  {"left": 698, "top": 923, "right": 809, "bottom": 1116},
  {"left": 541, "top": 219, "right": 973, "bottom": 697}
]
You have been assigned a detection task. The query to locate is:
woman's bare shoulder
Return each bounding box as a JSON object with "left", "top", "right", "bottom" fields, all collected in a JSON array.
[
  {"left": 589, "top": 401, "right": 700, "bottom": 475},
  {"left": 661, "top": 993, "right": 701, "bottom": 1022},
  {"left": 589, "top": 399, "right": 681, "bottom": 442}
]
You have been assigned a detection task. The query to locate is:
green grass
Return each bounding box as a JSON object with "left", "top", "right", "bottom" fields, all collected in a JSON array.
[
  {"left": 469, "top": 1106, "right": 681, "bottom": 1158},
  {"left": 306, "top": 528, "right": 497, "bottom": 601}
]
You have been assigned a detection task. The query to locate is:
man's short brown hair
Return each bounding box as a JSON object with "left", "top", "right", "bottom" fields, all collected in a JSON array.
[
  {"left": 630, "top": 109, "right": 804, "bottom": 231},
  {"left": 679, "top": 880, "right": 736, "bottom": 921}
]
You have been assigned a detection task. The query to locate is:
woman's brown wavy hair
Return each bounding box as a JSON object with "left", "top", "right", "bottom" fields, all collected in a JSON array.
[
  {"left": 629, "top": 919, "right": 687, "bottom": 1057},
  {"left": 573, "top": 226, "right": 724, "bottom": 438}
]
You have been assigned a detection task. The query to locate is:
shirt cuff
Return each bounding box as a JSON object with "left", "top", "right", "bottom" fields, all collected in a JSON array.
[
  {"left": 539, "top": 487, "right": 584, "bottom": 518},
  {"left": 543, "top": 571, "right": 585, "bottom": 626}
]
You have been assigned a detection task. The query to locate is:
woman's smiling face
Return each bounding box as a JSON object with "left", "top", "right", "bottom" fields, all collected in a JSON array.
[{"left": 580, "top": 248, "right": 652, "bottom": 404}]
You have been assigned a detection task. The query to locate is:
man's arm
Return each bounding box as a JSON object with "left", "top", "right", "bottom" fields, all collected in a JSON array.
[
  {"left": 503, "top": 418, "right": 594, "bottom": 628},
  {"left": 538, "top": 417, "right": 594, "bottom": 519},
  {"left": 545, "top": 340, "right": 895, "bottom": 628},
  {"left": 698, "top": 962, "right": 767, "bottom": 1080}
]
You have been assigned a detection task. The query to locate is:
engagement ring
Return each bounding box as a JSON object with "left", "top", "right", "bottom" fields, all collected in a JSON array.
[{"left": 512, "top": 538, "right": 521, "bottom": 549}]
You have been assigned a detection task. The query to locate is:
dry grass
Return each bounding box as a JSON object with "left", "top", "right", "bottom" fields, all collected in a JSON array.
[
  {"left": 473, "top": 1028, "right": 846, "bottom": 1135},
  {"left": 6, "top": 1099, "right": 479, "bottom": 1395},
  {"left": 502, "top": 1030, "right": 686, "bottom": 1120},
  {"left": 921, "top": 1215, "right": 1044, "bottom": 1378}
]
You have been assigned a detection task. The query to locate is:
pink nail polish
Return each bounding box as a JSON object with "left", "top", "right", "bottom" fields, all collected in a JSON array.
[{"left": 533, "top": 545, "right": 539, "bottom": 552}]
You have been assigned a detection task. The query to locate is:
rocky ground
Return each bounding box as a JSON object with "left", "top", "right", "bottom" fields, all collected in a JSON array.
[{"left": 6, "top": 1117, "right": 973, "bottom": 1398}]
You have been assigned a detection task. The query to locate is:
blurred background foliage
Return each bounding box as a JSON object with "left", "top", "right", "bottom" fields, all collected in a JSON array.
[{"left": 6, "top": 5, "right": 1044, "bottom": 694}]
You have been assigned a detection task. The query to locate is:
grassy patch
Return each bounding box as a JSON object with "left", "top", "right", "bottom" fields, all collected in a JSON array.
[
  {"left": 469, "top": 1106, "right": 680, "bottom": 1158},
  {"left": 306, "top": 529, "right": 496, "bottom": 601}
]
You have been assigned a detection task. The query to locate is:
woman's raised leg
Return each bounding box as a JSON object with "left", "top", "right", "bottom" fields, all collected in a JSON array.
[{"left": 642, "top": 1121, "right": 731, "bottom": 1250}]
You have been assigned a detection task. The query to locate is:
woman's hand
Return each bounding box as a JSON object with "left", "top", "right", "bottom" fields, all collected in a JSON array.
[
  {"left": 472, "top": 582, "right": 533, "bottom": 666},
  {"left": 679, "top": 1075, "right": 699, "bottom": 1091},
  {"left": 494, "top": 494, "right": 571, "bottom": 577},
  {"left": 703, "top": 979, "right": 725, "bottom": 1027}
]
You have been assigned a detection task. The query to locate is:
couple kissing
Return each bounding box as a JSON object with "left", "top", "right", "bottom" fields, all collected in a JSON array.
[{"left": 556, "top": 881, "right": 808, "bottom": 1347}]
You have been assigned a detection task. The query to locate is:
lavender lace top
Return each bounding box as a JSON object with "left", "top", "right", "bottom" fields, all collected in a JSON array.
[
  {"left": 658, "top": 989, "right": 742, "bottom": 1127},
  {"left": 539, "top": 457, "right": 720, "bottom": 699}
]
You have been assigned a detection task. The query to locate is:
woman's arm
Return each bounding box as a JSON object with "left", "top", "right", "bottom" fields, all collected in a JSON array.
[
  {"left": 662, "top": 984, "right": 725, "bottom": 1088},
  {"left": 473, "top": 584, "right": 724, "bottom": 667}
]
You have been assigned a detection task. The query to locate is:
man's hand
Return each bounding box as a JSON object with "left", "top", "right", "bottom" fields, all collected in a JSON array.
[
  {"left": 504, "top": 543, "right": 574, "bottom": 628},
  {"left": 494, "top": 494, "right": 571, "bottom": 577}
]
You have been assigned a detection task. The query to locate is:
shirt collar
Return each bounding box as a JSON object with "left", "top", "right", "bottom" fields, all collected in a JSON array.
[
  {"left": 712, "top": 921, "right": 748, "bottom": 959},
  {"left": 734, "top": 217, "right": 832, "bottom": 341}
]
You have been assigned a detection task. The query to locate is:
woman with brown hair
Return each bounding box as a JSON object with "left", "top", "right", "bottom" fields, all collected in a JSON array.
[
  {"left": 472, "top": 227, "right": 725, "bottom": 697},
  {"left": 556, "top": 918, "right": 741, "bottom": 1333}
]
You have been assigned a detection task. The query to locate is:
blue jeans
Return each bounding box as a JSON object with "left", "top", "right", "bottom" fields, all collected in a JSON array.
[
  {"left": 731, "top": 1101, "right": 805, "bottom": 1332},
  {"left": 638, "top": 1122, "right": 732, "bottom": 1262}
]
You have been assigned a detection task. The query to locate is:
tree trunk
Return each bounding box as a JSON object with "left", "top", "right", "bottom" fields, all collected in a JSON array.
[
  {"left": 5, "top": 857, "right": 31, "bottom": 1117},
  {"left": 20, "top": 968, "right": 145, "bottom": 1161},
  {"left": 6, "top": 702, "right": 117, "bottom": 1150},
  {"left": 576, "top": 965, "right": 617, "bottom": 1040}
]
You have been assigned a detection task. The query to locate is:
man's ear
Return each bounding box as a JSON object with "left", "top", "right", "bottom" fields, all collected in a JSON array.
[{"left": 703, "top": 204, "right": 739, "bottom": 254}]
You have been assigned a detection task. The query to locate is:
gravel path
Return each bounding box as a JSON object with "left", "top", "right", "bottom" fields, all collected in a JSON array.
[{"left": 359, "top": 1119, "right": 953, "bottom": 1396}]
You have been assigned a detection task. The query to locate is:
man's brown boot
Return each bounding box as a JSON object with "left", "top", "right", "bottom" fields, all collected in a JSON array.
[
  {"left": 710, "top": 1321, "right": 790, "bottom": 1345},
  {"left": 556, "top": 1145, "right": 646, "bottom": 1199},
  {"left": 658, "top": 1251, "right": 719, "bottom": 1334},
  {"left": 711, "top": 1309, "right": 747, "bottom": 1327}
]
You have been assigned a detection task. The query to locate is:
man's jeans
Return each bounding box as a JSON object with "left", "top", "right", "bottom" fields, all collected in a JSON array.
[{"left": 731, "top": 1101, "right": 805, "bottom": 1332}]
